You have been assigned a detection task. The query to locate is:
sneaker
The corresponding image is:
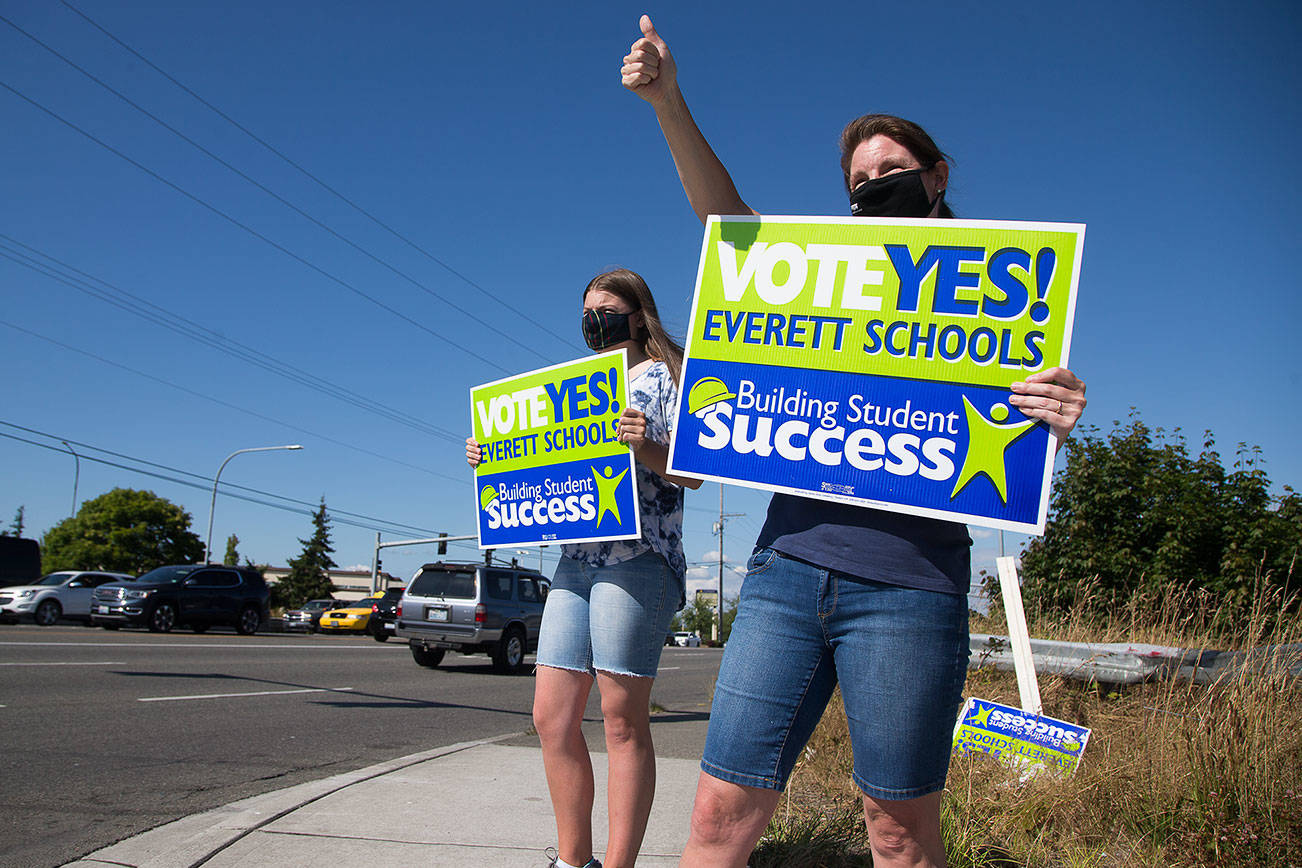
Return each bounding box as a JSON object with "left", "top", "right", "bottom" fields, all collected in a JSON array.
[{"left": 543, "top": 849, "right": 601, "bottom": 868}]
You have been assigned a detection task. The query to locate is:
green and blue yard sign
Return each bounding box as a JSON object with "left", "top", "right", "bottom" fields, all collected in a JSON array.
[
  {"left": 953, "top": 697, "right": 1091, "bottom": 775},
  {"left": 667, "top": 216, "right": 1084, "bottom": 533},
  {"left": 471, "top": 350, "right": 639, "bottom": 548}
]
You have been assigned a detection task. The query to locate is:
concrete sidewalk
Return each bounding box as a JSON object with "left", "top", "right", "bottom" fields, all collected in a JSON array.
[{"left": 64, "top": 735, "right": 703, "bottom": 867}]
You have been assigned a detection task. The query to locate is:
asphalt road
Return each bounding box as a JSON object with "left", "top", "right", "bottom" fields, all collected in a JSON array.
[{"left": 0, "top": 623, "right": 720, "bottom": 868}]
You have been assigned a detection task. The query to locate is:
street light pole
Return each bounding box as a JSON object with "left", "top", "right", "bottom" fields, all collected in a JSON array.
[
  {"left": 205, "top": 445, "right": 302, "bottom": 563},
  {"left": 60, "top": 440, "right": 80, "bottom": 518}
]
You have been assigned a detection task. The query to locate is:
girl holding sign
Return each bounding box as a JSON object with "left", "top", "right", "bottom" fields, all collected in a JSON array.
[
  {"left": 622, "top": 16, "right": 1087, "bottom": 868},
  {"left": 468, "top": 268, "right": 700, "bottom": 868}
]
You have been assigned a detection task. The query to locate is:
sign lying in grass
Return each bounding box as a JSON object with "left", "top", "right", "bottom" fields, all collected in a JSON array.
[
  {"left": 953, "top": 697, "right": 1091, "bottom": 776},
  {"left": 471, "top": 349, "right": 639, "bottom": 548},
  {"left": 666, "top": 216, "right": 1084, "bottom": 533}
]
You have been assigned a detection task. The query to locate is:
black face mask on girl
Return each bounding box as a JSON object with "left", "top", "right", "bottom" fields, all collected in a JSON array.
[
  {"left": 582, "top": 308, "right": 637, "bottom": 351},
  {"left": 848, "top": 168, "right": 942, "bottom": 218}
]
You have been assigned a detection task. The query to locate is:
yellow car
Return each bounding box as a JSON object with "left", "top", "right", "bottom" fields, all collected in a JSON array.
[{"left": 317, "top": 597, "right": 380, "bottom": 633}]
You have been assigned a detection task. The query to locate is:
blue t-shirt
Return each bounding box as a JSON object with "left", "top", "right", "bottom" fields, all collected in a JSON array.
[
  {"left": 756, "top": 493, "right": 972, "bottom": 595},
  {"left": 562, "top": 361, "right": 686, "bottom": 591}
]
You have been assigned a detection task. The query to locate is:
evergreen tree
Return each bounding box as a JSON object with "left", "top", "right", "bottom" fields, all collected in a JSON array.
[
  {"left": 223, "top": 533, "right": 240, "bottom": 566},
  {"left": 273, "top": 498, "right": 337, "bottom": 608},
  {"left": 1021, "top": 412, "right": 1300, "bottom": 615},
  {"left": 0, "top": 506, "right": 23, "bottom": 537}
]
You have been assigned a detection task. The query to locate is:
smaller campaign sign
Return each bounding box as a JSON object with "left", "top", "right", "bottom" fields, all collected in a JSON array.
[
  {"left": 471, "top": 350, "right": 640, "bottom": 549},
  {"left": 952, "top": 697, "right": 1091, "bottom": 776}
]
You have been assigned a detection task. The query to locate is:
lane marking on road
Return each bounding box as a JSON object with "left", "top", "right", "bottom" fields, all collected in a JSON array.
[
  {"left": 138, "top": 686, "right": 356, "bottom": 702},
  {"left": 658, "top": 666, "right": 681, "bottom": 671},
  {"left": 0, "top": 661, "right": 126, "bottom": 666}
]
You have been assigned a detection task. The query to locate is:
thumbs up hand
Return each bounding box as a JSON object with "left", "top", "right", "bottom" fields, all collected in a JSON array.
[{"left": 622, "top": 14, "right": 677, "bottom": 104}]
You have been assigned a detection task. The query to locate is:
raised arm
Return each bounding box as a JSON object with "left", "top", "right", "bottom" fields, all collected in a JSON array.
[{"left": 621, "top": 15, "right": 756, "bottom": 224}]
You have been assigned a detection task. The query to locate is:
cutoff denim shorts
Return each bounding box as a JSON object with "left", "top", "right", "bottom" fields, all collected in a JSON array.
[
  {"left": 536, "top": 549, "right": 679, "bottom": 679},
  {"left": 701, "top": 547, "right": 970, "bottom": 800}
]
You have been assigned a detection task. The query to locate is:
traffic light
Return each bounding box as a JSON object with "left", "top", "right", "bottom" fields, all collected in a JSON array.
[{"left": 437, "top": 533, "right": 447, "bottom": 555}]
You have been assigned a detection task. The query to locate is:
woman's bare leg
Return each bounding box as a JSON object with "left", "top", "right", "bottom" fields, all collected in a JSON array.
[
  {"left": 597, "top": 670, "right": 657, "bottom": 867},
  {"left": 535, "top": 665, "right": 598, "bottom": 867}
]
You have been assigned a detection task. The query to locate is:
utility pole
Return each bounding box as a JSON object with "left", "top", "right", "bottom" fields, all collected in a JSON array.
[
  {"left": 712, "top": 482, "right": 744, "bottom": 643},
  {"left": 370, "top": 532, "right": 382, "bottom": 594},
  {"left": 60, "top": 440, "right": 80, "bottom": 518}
]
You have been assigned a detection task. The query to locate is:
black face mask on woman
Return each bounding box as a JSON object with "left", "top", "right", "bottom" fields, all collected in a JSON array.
[
  {"left": 848, "top": 168, "right": 942, "bottom": 218},
  {"left": 582, "top": 308, "right": 637, "bottom": 351}
]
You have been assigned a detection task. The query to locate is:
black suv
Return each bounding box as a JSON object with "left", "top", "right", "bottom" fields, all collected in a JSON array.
[
  {"left": 91, "top": 564, "right": 270, "bottom": 635},
  {"left": 367, "top": 586, "right": 405, "bottom": 642}
]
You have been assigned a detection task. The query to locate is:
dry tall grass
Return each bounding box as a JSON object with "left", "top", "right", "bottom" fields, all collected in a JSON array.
[{"left": 755, "top": 577, "right": 1302, "bottom": 867}]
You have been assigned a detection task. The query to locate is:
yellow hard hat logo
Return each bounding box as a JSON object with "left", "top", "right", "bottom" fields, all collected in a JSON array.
[
  {"left": 479, "top": 484, "right": 499, "bottom": 510},
  {"left": 687, "top": 377, "right": 736, "bottom": 414}
]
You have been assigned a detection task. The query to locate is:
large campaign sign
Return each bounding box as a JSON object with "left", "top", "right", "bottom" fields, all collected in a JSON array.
[
  {"left": 667, "top": 216, "right": 1084, "bottom": 533},
  {"left": 472, "top": 350, "right": 640, "bottom": 548}
]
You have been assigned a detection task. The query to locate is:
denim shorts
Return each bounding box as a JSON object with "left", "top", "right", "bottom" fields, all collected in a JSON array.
[
  {"left": 536, "top": 549, "right": 679, "bottom": 679},
  {"left": 701, "top": 548, "right": 970, "bottom": 800}
]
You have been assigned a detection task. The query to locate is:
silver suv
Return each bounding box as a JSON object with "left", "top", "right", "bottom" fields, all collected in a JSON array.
[{"left": 396, "top": 562, "right": 548, "bottom": 674}]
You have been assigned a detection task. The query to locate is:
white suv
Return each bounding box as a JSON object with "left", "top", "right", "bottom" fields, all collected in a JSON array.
[{"left": 0, "top": 571, "right": 135, "bottom": 626}]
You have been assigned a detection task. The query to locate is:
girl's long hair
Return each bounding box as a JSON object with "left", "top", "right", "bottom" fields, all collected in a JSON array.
[{"left": 582, "top": 268, "right": 685, "bottom": 383}]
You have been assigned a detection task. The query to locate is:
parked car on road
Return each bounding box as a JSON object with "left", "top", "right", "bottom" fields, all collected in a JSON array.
[
  {"left": 673, "top": 631, "right": 701, "bottom": 647},
  {"left": 396, "top": 562, "right": 548, "bottom": 673},
  {"left": 367, "top": 587, "right": 405, "bottom": 642},
  {"left": 317, "top": 597, "right": 380, "bottom": 634},
  {"left": 91, "top": 564, "right": 270, "bottom": 634},
  {"left": 282, "top": 599, "right": 341, "bottom": 633},
  {"left": 0, "top": 570, "right": 135, "bottom": 625}
]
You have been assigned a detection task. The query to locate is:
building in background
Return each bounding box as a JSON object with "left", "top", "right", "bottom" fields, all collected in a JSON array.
[{"left": 262, "top": 566, "right": 402, "bottom": 602}]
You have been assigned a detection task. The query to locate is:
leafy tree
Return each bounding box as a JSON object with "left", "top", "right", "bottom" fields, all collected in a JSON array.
[
  {"left": 720, "top": 594, "right": 738, "bottom": 642},
  {"left": 40, "top": 489, "right": 203, "bottom": 574},
  {"left": 676, "top": 592, "right": 715, "bottom": 637},
  {"left": 223, "top": 533, "right": 240, "bottom": 566},
  {"left": 673, "top": 592, "right": 740, "bottom": 643},
  {"left": 272, "top": 498, "right": 337, "bottom": 608},
  {"left": 0, "top": 506, "right": 23, "bottom": 537},
  {"left": 1021, "top": 412, "right": 1301, "bottom": 614}
]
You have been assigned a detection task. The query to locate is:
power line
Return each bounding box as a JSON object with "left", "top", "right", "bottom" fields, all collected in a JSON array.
[
  {"left": 0, "top": 420, "right": 439, "bottom": 535},
  {"left": 0, "top": 11, "right": 556, "bottom": 364},
  {"left": 59, "top": 0, "right": 584, "bottom": 357},
  {"left": 0, "top": 78, "right": 509, "bottom": 374},
  {"left": 0, "top": 319, "right": 469, "bottom": 487},
  {"left": 0, "top": 425, "right": 439, "bottom": 538},
  {"left": 0, "top": 235, "right": 462, "bottom": 445}
]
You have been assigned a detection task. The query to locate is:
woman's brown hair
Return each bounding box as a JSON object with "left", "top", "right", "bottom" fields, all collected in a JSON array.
[
  {"left": 838, "top": 114, "right": 955, "bottom": 218},
  {"left": 582, "top": 268, "right": 685, "bottom": 383}
]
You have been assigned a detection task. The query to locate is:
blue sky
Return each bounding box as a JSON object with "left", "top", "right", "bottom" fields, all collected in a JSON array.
[{"left": 3, "top": 1, "right": 1299, "bottom": 602}]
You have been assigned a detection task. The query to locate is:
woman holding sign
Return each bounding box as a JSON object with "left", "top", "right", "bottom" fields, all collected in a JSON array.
[
  {"left": 468, "top": 268, "right": 700, "bottom": 868},
  {"left": 622, "top": 16, "right": 1087, "bottom": 868}
]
